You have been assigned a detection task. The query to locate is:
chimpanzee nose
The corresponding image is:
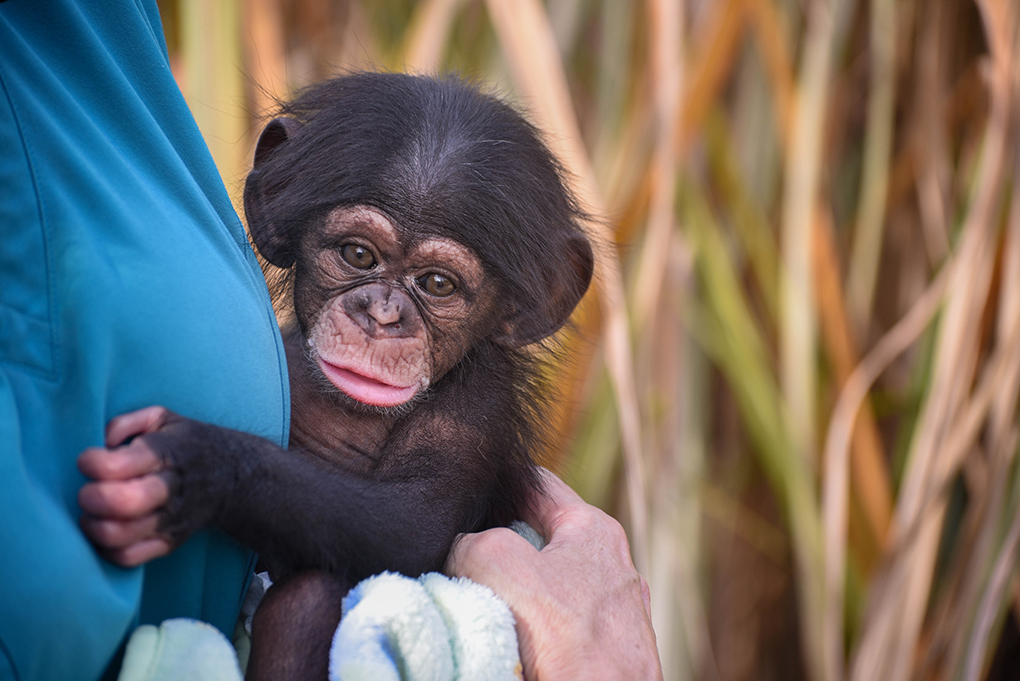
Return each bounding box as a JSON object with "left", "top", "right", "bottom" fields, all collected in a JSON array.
[
  {"left": 344, "top": 282, "right": 417, "bottom": 337},
  {"left": 368, "top": 296, "right": 401, "bottom": 325}
]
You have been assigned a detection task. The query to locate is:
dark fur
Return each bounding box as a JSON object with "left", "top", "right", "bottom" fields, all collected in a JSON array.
[{"left": 141, "top": 73, "right": 592, "bottom": 587}]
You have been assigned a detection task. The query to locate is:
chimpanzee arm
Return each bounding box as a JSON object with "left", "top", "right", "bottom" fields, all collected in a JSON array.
[{"left": 80, "top": 408, "right": 487, "bottom": 584}]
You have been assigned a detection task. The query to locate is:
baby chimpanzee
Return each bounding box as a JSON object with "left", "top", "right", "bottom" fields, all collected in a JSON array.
[{"left": 79, "top": 73, "right": 593, "bottom": 680}]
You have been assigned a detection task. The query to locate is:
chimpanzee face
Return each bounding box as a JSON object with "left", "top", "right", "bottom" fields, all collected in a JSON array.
[
  {"left": 242, "top": 74, "right": 595, "bottom": 416},
  {"left": 292, "top": 204, "right": 498, "bottom": 409}
]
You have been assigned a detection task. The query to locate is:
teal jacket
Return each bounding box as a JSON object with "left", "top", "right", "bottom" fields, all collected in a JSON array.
[{"left": 0, "top": 2, "right": 289, "bottom": 680}]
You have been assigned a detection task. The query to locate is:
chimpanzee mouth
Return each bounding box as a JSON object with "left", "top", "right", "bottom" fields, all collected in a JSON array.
[{"left": 315, "top": 356, "right": 419, "bottom": 408}]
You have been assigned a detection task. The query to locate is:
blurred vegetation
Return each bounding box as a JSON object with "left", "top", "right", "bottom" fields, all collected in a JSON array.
[{"left": 157, "top": 0, "right": 1020, "bottom": 679}]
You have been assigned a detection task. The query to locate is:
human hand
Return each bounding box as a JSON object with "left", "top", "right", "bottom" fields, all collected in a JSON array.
[
  {"left": 445, "top": 469, "right": 663, "bottom": 681},
  {"left": 77, "top": 406, "right": 183, "bottom": 566}
]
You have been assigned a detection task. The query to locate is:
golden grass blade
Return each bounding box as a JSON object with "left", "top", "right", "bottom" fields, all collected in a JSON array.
[
  {"left": 484, "top": 0, "right": 649, "bottom": 574},
  {"left": 822, "top": 261, "right": 951, "bottom": 681},
  {"left": 780, "top": 0, "right": 840, "bottom": 480},
  {"left": 927, "top": 304, "right": 1020, "bottom": 677},
  {"left": 962, "top": 487, "right": 1020, "bottom": 681},
  {"left": 990, "top": 160, "right": 1020, "bottom": 468},
  {"left": 646, "top": 234, "right": 718, "bottom": 681},
  {"left": 591, "top": 0, "right": 638, "bottom": 189},
  {"left": 402, "top": 0, "right": 463, "bottom": 74},
  {"left": 911, "top": 3, "right": 952, "bottom": 267},
  {"left": 179, "top": 0, "right": 248, "bottom": 189},
  {"left": 684, "top": 181, "right": 825, "bottom": 680},
  {"left": 944, "top": 168, "right": 1020, "bottom": 678},
  {"left": 954, "top": 184, "right": 1020, "bottom": 672},
  {"left": 851, "top": 3, "right": 1014, "bottom": 678},
  {"left": 675, "top": 0, "right": 745, "bottom": 155},
  {"left": 565, "top": 373, "right": 621, "bottom": 508},
  {"left": 780, "top": 3, "right": 852, "bottom": 674},
  {"left": 632, "top": 0, "right": 683, "bottom": 329},
  {"left": 704, "top": 112, "right": 780, "bottom": 319},
  {"left": 634, "top": 2, "right": 695, "bottom": 676},
  {"left": 745, "top": 0, "right": 794, "bottom": 144},
  {"left": 845, "top": 0, "right": 896, "bottom": 336},
  {"left": 814, "top": 209, "right": 892, "bottom": 560}
]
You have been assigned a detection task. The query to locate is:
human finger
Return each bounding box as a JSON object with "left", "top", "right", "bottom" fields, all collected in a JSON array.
[
  {"left": 78, "top": 475, "right": 170, "bottom": 519},
  {"left": 105, "top": 406, "right": 175, "bottom": 447},
  {"left": 443, "top": 526, "right": 532, "bottom": 578},
  {"left": 80, "top": 513, "right": 161, "bottom": 549},
  {"left": 78, "top": 441, "right": 163, "bottom": 481},
  {"left": 104, "top": 537, "right": 174, "bottom": 567}
]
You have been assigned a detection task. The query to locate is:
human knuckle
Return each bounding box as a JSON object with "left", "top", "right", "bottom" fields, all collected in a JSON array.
[
  {"left": 558, "top": 504, "right": 611, "bottom": 538},
  {"left": 107, "top": 450, "right": 145, "bottom": 477},
  {"left": 602, "top": 515, "right": 628, "bottom": 544}
]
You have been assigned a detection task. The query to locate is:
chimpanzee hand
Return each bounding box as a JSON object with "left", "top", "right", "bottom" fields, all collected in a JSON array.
[{"left": 78, "top": 406, "right": 229, "bottom": 567}]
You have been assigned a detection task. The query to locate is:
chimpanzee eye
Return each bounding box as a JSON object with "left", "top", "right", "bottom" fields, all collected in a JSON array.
[
  {"left": 418, "top": 273, "right": 456, "bottom": 297},
  {"left": 341, "top": 244, "right": 376, "bottom": 269}
]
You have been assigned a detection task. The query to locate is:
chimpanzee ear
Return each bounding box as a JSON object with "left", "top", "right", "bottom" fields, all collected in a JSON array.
[
  {"left": 494, "top": 233, "right": 595, "bottom": 347},
  {"left": 244, "top": 117, "right": 304, "bottom": 268},
  {"left": 253, "top": 117, "right": 302, "bottom": 168}
]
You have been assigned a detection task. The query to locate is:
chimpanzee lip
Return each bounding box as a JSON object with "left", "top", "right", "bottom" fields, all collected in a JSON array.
[{"left": 315, "top": 356, "right": 418, "bottom": 407}]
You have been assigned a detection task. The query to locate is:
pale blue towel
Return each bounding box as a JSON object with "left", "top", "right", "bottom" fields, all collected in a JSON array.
[
  {"left": 329, "top": 572, "right": 521, "bottom": 681},
  {"left": 118, "top": 619, "right": 243, "bottom": 681}
]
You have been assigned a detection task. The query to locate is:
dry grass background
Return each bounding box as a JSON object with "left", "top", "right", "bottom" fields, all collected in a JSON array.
[{"left": 157, "top": 0, "right": 1020, "bottom": 679}]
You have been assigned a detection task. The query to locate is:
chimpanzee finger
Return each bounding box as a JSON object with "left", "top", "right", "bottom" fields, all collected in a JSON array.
[
  {"left": 78, "top": 442, "right": 163, "bottom": 481},
  {"left": 105, "top": 405, "right": 176, "bottom": 447},
  {"left": 103, "top": 537, "right": 174, "bottom": 568},
  {"left": 79, "top": 513, "right": 161, "bottom": 549},
  {"left": 78, "top": 474, "right": 170, "bottom": 519}
]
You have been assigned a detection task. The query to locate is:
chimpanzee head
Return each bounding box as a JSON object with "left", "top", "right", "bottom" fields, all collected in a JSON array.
[{"left": 243, "top": 73, "right": 593, "bottom": 409}]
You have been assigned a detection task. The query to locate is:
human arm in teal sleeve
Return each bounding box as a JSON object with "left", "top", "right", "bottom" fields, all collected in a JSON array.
[{"left": 0, "top": 1, "right": 288, "bottom": 679}]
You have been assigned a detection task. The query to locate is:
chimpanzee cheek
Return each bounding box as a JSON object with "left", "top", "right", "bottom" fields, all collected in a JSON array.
[{"left": 425, "top": 325, "right": 476, "bottom": 379}]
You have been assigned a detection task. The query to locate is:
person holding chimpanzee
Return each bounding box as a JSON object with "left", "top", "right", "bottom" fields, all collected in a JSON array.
[{"left": 0, "top": 2, "right": 661, "bottom": 680}]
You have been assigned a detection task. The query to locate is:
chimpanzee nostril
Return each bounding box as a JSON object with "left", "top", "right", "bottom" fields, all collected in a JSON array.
[{"left": 352, "top": 289, "right": 372, "bottom": 311}]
